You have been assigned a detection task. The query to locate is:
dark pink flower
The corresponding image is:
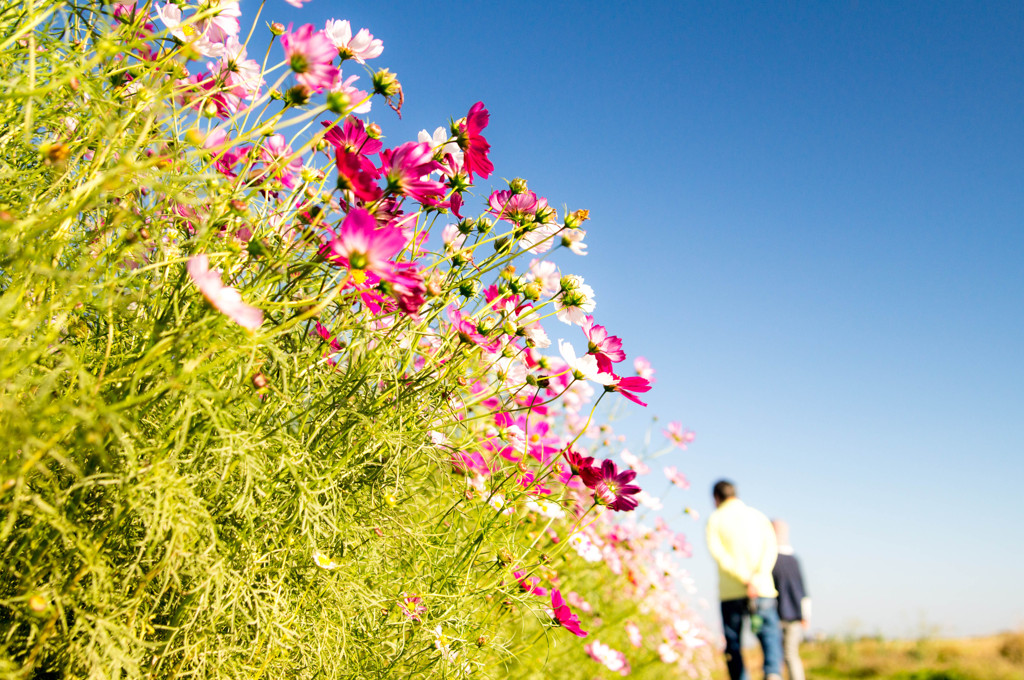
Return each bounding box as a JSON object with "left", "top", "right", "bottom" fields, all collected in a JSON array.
[
  {"left": 550, "top": 588, "right": 587, "bottom": 638},
  {"left": 513, "top": 571, "right": 548, "bottom": 597},
  {"left": 322, "top": 118, "right": 382, "bottom": 169},
  {"left": 458, "top": 101, "right": 493, "bottom": 181},
  {"left": 379, "top": 142, "right": 446, "bottom": 203},
  {"left": 562, "top": 448, "right": 596, "bottom": 478},
  {"left": 581, "top": 459, "right": 641, "bottom": 512},
  {"left": 335, "top": 149, "right": 382, "bottom": 202},
  {"left": 281, "top": 24, "right": 339, "bottom": 93},
  {"left": 605, "top": 374, "right": 652, "bottom": 407}
]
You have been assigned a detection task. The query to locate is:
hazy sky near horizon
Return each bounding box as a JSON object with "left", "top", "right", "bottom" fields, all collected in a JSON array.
[{"left": 274, "top": 0, "right": 1024, "bottom": 637}]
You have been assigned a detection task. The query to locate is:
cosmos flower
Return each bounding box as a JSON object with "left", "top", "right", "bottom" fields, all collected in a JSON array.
[
  {"left": 186, "top": 255, "right": 263, "bottom": 330},
  {"left": 456, "top": 101, "right": 493, "bottom": 181},
  {"left": 580, "top": 316, "right": 625, "bottom": 373},
  {"left": 324, "top": 19, "right": 383, "bottom": 63},
  {"left": 581, "top": 459, "right": 642, "bottom": 512},
  {"left": 550, "top": 588, "right": 588, "bottom": 637},
  {"left": 281, "top": 24, "right": 339, "bottom": 93}
]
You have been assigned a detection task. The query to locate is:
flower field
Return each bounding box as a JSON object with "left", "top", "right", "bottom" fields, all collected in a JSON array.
[{"left": 0, "top": 2, "right": 713, "bottom": 677}]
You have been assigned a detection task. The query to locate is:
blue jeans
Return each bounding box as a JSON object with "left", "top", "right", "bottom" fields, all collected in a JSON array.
[{"left": 721, "top": 597, "right": 783, "bottom": 680}]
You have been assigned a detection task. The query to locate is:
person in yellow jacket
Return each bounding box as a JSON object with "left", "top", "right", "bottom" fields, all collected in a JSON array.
[{"left": 707, "top": 480, "right": 783, "bottom": 680}]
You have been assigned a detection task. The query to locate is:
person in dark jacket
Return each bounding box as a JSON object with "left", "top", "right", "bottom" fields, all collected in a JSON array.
[{"left": 771, "top": 520, "right": 810, "bottom": 680}]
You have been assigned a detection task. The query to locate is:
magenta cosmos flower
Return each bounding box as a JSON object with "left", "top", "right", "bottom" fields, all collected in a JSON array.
[
  {"left": 550, "top": 588, "right": 588, "bottom": 637},
  {"left": 457, "top": 101, "right": 493, "bottom": 181},
  {"left": 605, "top": 374, "right": 652, "bottom": 407},
  {"left": 513, "top": 571, "right": 548, "bottom": 597},
  {"left": 321, "top": 208, "right": 405, "bottom": 275},
  {"left": 186, "top": 255, "right": 262, "bottom": 330},
  {"left": 379, "top": 141, "right": 446, "bottom": 203},
  {"left": 280, "top": 24, "right": 339, "bottom": 93},
  {"left": 581, "top": 459, "right": 641, "bottom": 512}
]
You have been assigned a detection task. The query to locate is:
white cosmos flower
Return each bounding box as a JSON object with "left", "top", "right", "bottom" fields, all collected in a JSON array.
[{"left": 558, "top": 340, "right": 613, "bottom": 385}]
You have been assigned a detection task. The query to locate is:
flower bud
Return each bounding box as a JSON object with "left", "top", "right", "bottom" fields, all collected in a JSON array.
[
  {"left": 251, "top": 373, "right": 268, "bottom": 389},
  {"left": 325, "top": 89, "right": 351, "bottom": 114},
  {"left": 508, "top": 177, "right": 528, "bottom": 194},
  {"left": 371, "top": 68, "right": 401, "bottom": 98},
  {"left": 366, "top": 122, "right": 382, "bottom": 139},
  {"left": 477, "top": 217, "right": 494, "bottom": 234},
  {"left": 284, "top": 85, "right": 312, "bottom": 107},
  {"left": 493, "top": 236, "right": 511, "bottom": 253},
  {"left": 270, "top": 22, "right": 285, "bottom": 36},
  {"left": 459, "top": 279, "right": 480, "bottom": 298}
]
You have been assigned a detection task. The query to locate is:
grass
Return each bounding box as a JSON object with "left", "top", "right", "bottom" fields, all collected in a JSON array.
[{"left": 711, "top": 632, "right": 1024, "bottom": 680}]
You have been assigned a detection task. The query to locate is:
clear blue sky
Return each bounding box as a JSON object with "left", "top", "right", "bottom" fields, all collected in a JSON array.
[{"left": 278, "top": 0, "right": 1024, "bottom": 638}]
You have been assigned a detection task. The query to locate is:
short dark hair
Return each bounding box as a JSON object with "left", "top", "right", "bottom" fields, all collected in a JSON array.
[{"left": 712, "top": 480, "right": 737, "bottom": 503}]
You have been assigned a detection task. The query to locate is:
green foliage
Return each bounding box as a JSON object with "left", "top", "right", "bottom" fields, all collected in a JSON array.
[{"left": 0, "top": 2, "right": 708, "bottom": 679}]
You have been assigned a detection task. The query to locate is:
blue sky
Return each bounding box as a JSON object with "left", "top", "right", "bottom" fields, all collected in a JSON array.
[{"left": 275, "top": 0, "right": 1024, "bottom": 637}]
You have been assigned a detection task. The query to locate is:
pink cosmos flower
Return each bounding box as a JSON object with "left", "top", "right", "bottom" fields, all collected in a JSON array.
[
  {"left": 581, "top": 459, "right": 641, "bottom": 512},
  {"left": 322, "top": 117, "right": 382, "bottom": 169},
  {"left": 379, "top": 142, "right": 446, "bottom": 203},
  {"left": 447, "top": 306, "right": 500, "bottom": 353},
  {"left": 398, "top": 593, "right": 426, "bottom": 621},
  {"left": 457, "top": 101, "right": 493, "bottom": 181},
  {"left": 280, "top": 24, "right": 339, "bottom": 93},
  {"left": 664, "top": 466, "right": 690, "bottom": 489},
  {"left": 324, "top": 19, "right": 383, "bottom": 63},
  {"left": 664, "top": 422, "right": 695, "bottom": 449},
  {"left": 554, "top": 275, "right": 596, "bottom": 325},
  {"left": 605, "top": 374, "right": 652, "bottom": 407},
  {"left": 284, "top": 0, "right": 310, "bottom": 7},
  {"left": 550, "top": 589, "right": 587, "bottom": 638},
  {"left": 488, "top": 189, "right": 540, "bottom": 224},
  {"left": 580, "top": 316, "right": 625, "bottom": 373},
  {"left": 211, "top": 36, "right": 263, "bottom": 101},
  {"left": 584, "top": 640, "right": 630, "bottom": 675},
  {"left": 634, "top": 356, "right": 655, "bottom": 382},
  {"left": 186, "top": 255, "right": 262, "bottom": 330},
  {"left": 321, "top": 208, "right": 405, "bottom": 275},
  {"left": 513, "top": 571, "right": 548, "bottom": 597}
]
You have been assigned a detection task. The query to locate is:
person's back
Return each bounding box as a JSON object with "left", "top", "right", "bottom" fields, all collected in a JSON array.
[
  {"left": 772, "top": 520, "right": 810, "bottom": 680},
  {"left": 707, "top": 498, "right": 779, "bottom": 601},
  {"left": 706, "top": 480, "right": 782, "bottom": 680}
]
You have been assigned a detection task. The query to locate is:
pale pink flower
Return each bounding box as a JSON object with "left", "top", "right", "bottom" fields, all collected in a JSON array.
[
  {"left": 329, "top": 72, "right": 372, "bottom": 113},
  {"left": 528, "top": 259, "right": 562, "bottom": 296},
  {"left": 625, "top": 621, "right": 643, "bottom": 648},
  {"left": 187, "top": 255, "right": 263, "bottom": 330},
  {"left": 554, "top": 275, "right": 596, "bottom": 325},
  {"left": 634, "top": 356, "right": 655, "bottom": 382},
  {"left": 561, "top": 228, "right": 588, "bottom": 255},
  {"left": 664, "top": 466, "right": 690, "bottom": 489},
  {"left": 324, "top": 19, "right": 383, "bottom": 63},
  {"left": 584, "top": 640, "right": 630, "bottom": 675},
  {"left": 259, "top": 134, "right": 303, "bottom": 189},
  {"left": 281, "top": 24, "right": 339, "bottom": 93},
  {"left": 620, "top": 449, "right": 649, "bottom": 475},
  {"left": 440, "top": 223, "right": 466, "bottom": 250},
  {"left": 284, "top": 0, "right": 310, "bottom": 6},
  {"left": 664, "top": 422, "right": 695, "bottom": 449},
  {"left": 519, "top": 221, "right": 560, "bottom": 253}
]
